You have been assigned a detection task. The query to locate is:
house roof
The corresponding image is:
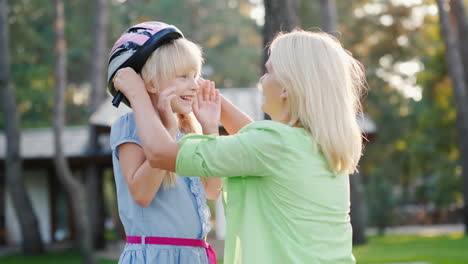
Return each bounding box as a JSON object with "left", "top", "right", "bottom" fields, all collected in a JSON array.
[
  {"left": 0, "top": 88, "right": 377, "bottom": 160},
  {"left": 0, "top": 126, "right": 110, "bottom": 160}
]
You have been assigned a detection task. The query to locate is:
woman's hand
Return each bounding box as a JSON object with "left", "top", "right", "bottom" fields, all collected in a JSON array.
[
  {"left": 193, "top": 80, "right": 221, "bottom": 135},
  {"left": 112, "top": 67, "right": 146, "bottom": 101},
  {"left": 156, "top": 86, "right": 178, "bottom": 138}
]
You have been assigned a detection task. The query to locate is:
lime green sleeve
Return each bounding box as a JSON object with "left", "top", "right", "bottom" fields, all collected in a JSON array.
[{"left": 176, "top": 122, "right": 284, "bottom": 178}]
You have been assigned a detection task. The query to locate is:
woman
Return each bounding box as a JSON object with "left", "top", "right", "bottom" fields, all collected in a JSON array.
[{"left": 113, "top": 30, "right": 366, "bottom": 264}]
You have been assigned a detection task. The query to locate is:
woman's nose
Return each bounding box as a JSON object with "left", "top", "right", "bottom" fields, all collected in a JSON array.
[{"left": 259, "top": 74, "right": 265, "bottom": 83}]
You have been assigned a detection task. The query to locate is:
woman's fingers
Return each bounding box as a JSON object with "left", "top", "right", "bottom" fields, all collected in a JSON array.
[
  {"left": 192, "top": 94, "right": 199, "bottom": 112},
  {"left": 196, "top": 79, "right": 220, "bottom": 104},
  {"left": 209, "top": 82, "right": 215, "bottom": 102},
  {"left": 215, "top": 89, "right": 220, "bottom": 104},
  {"left": 204, "top": 81, "right": 210, "bottom": 101},
  {"left": 197, "top": 80, "right": 206, "bottom": 104}
]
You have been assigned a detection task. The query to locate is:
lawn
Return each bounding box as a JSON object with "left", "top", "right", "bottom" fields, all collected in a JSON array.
[
  {"left": 354, "top": 233, "right": 468, "bottom": 264},
  {"left": 1, "top": 234, "right": 466, "bottom": 264},
  {"left": 0, "top": 251, "right": 224, "bottom": 264},
  {"left": 0, "top": 251, "right": 116, "bottom": 264}
]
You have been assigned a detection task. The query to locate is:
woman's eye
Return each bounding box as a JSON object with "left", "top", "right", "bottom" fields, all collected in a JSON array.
[{"left": 179, "top": 75, "right": 188, "bottom": 78}]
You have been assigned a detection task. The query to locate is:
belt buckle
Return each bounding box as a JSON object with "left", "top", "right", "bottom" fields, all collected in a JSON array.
[{"left": 141, "top": 235, "right": 146, "bottom": 245}]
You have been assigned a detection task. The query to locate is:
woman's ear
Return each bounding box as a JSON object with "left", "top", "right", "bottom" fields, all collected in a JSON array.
[{"left": 280, "top": 89, "right": 288, "bottom": 99}]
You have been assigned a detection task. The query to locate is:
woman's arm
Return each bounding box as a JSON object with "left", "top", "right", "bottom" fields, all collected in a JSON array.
[
  {"left": 220, "top": 95, "right": 254, "bottom": 135},
  {"left": 193, "top": 80, "right": 222, "bottom": 200},
  {"left": 113, "top": 68, "right": 179, "bottom": 171},
  {"left": 119, "top": 143, "right": 167, "bottom": 207},
  {"left": 176, "top": 123, "right": 281, "bottom": 179}
]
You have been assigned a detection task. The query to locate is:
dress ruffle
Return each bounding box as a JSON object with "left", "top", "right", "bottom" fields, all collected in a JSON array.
[
  {"left": 187, "top": 177, "right": 212, "bottom": 237},
  {"left": 176, "top": 130, "right": 212, "bottom": 238}
]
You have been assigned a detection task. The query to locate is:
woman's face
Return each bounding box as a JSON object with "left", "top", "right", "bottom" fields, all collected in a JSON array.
[
  {"left": 259, "top": 59, "right": 286, "bottom": 121},
  {"left": 159, "top": 71, "right": 200, "bottom": 115}
]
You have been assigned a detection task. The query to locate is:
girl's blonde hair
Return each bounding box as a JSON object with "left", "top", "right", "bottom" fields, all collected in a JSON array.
[
  {"left": 141, "top": 38, "right": 203, "bottom": 187},
  {"left": 269, "top": 30, "right": 366, "bottom": 174}
]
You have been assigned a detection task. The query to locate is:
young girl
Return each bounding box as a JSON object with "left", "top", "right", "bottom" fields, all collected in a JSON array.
[
  {"left": 108, "top": 22, "right": 221, "bottom": 264},
  {"left": 114, "top": 30, "right": 365, "bottom": 263}
]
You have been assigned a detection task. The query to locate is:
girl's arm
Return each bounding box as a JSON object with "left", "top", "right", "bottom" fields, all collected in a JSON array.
[
  {"left": 113, "top": 67, "right": 179, "bottom": 172},
  {"left": 220, "top": 95, "right": 254, "bottom": 135},
  {"left": 118, "top": 143, "right": 167, "bottom": 207}
]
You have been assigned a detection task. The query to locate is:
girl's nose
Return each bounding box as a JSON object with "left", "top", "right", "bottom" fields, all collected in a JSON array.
[{"left": 191, "top": 78, "right": 199, "bottom": 91}]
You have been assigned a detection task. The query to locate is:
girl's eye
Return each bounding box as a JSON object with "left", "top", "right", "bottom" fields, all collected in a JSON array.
[{"left": 179, "top": 75, "right": 188, "bottom": 78}]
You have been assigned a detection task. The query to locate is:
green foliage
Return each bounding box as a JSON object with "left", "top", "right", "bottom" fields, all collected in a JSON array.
[
  {"left": 4, "top": 0, "right": 262, "bottom": 129},
  {"left": 119, "top": 0, "right": 263, "bottom": 87},
  {"left": 308, "top": 0, "right": 465, "bottom": 218},
  {"left": 293, "top": 0, "right": 465, "bottom": 227}
]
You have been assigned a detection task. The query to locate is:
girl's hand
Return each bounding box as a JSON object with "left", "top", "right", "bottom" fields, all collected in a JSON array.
[
  {"left": 193, "top": 80, "right": 221, "bottom": 135},
  {"left": 112, "top": 67, "right": 146, "bottom": 100},
  {"left": 156, "top": 86, "right": 178, "bottom": 138}
]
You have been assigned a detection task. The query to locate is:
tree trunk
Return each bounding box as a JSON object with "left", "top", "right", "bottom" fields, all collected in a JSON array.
[
  {"left": 350, "top": 173, "right": 368, "bottom": 245},
  {"left": 319, "top": 0, "right": 338, "bottom": 37},
  {"left": 263, "top": 0, "right": 297, "bottom": 120},
  {"left": 450, "top": 0, "right": 468, "bottom": 237},
  {"left": 319, "top": 0, "right": 368, "bottom": 244},
  {"left": 53, "top": 0, "right": 97, "bottom": 262},
  {"left": 436, "top": 0, "right": 468, "bottom": 236},
  {"left": 450, "top": 0, "right": 468, "bottom": 94},
  {"left": 90, "top": 0, "right": 108, "bottom": 112},
  {"left": 0, "top": 171, "right": 5, "bottom": 245},
  {"left": 87, "top": 0, "right": 108, "bottom": 250},
  {"left": 0, "top": 0, "right": 44, "bottom": 254},
  {"left": 263, "top": 0, "right": 298, "bottom": 72},
  {"left": 85, "top": 148, "right": 104, "bottom": 249}
]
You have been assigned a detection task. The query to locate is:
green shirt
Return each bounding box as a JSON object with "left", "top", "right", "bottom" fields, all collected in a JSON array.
[{"left": 176, "top": 121, "right": 355, "bottom": 264}]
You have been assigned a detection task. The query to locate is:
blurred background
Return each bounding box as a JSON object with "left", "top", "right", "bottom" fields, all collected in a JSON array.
[{"left": 1, "top": 0, "right": 468, "bottom": 263}]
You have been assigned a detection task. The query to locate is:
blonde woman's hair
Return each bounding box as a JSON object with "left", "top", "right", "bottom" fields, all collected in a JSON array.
[
  {"left": 269, "top": 30, "right": 366, "bottom": 174},
  {"left": 141, "top": 38, "right": 203, "bottom": 187}
]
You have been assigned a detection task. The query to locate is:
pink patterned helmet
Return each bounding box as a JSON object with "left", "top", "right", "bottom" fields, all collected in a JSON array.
[{"left": 107, "top": 21, "right": 184, "bottom": 107}]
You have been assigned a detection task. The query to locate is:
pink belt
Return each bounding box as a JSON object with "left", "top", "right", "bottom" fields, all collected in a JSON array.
[{"left": 126, "top": 236, "right": 217, "bottom": 264}]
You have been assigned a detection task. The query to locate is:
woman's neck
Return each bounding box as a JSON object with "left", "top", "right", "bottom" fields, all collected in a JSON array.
[{"left": 272, "top": 116, "right": 303, "bottom": 128}]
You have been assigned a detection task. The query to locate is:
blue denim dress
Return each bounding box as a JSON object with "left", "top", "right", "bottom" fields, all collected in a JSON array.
[{"left": 110, "top": 113, "right": 211, "bottom": 263}]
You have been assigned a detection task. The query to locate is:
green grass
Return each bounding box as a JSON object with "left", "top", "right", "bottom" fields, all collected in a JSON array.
[
  {"left": 353, "top": 233, "right": 468, "bottom": 264},
  {"left": 0, "top": 250, "right": 224, "bottom": 264},
  {"left": 0, "top": 250, "right": 115, "bottom": 264},
  {"left": 1, "top": 234, "right": 466, "bottom": 264}
]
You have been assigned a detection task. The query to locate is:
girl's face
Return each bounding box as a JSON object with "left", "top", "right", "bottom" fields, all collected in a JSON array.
[
  {"left": 160, "top": 71, "right": 200, "bottom": 115},
  {"left": 259, "top": 59, "right": 286, "bottom": 121}
]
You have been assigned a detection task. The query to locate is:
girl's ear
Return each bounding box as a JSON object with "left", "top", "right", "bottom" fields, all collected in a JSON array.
[{"left": 147, "top": 80, "right": 158, "bottom": 94}]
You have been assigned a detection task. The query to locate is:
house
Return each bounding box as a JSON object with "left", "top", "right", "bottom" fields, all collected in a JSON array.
[{"left": 0, "top": 88, "right": 377, "bottom": 246}]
